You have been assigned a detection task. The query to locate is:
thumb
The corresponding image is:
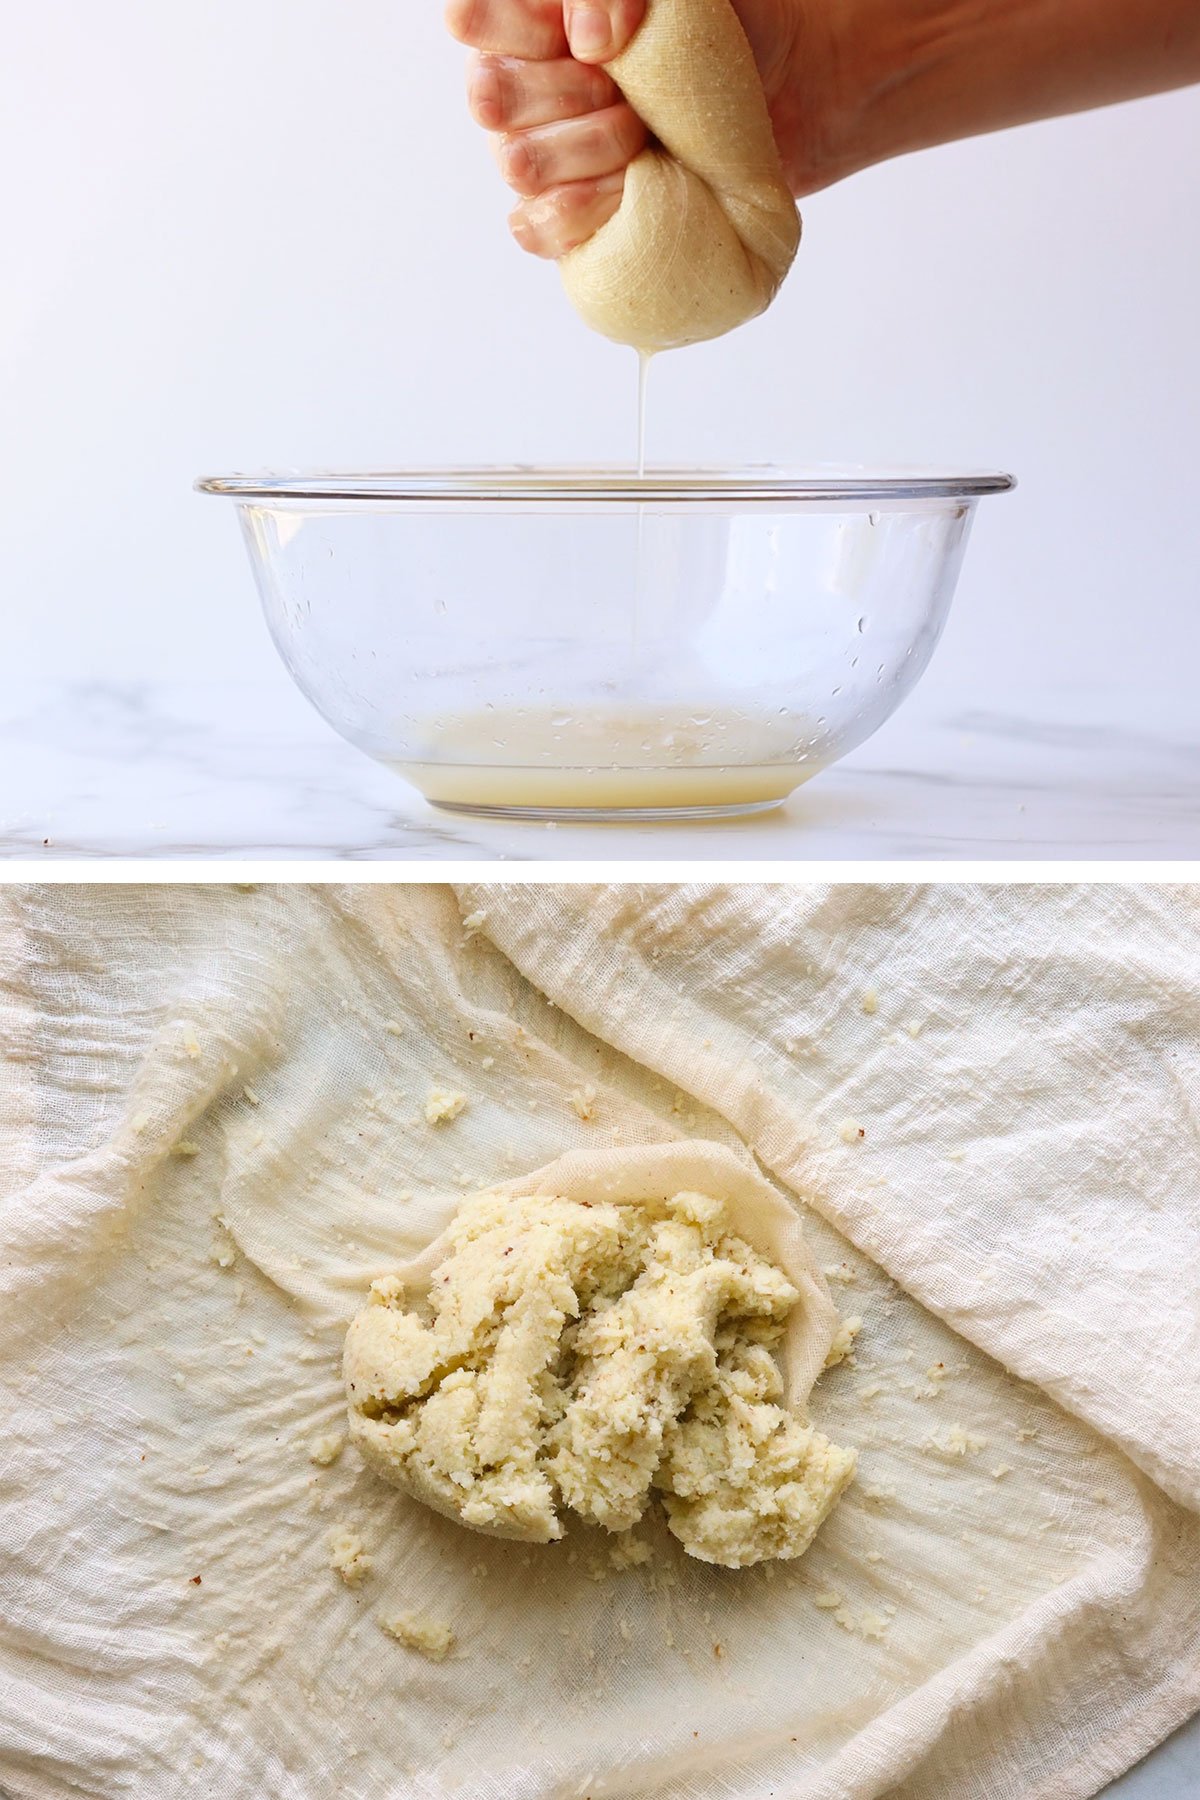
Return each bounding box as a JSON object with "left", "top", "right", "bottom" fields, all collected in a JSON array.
[{"left": 565, "top": 0, "right": 646, "bottom": 63}]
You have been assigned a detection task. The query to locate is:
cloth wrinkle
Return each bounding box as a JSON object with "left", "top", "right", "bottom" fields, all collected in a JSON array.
[{"left": 2, "top": 882, "right": 1199, "bottom": 1800}]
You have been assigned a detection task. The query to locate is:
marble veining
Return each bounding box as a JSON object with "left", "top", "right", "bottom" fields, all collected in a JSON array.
[{"left": 3, "top": 678, "right": 1198, "bottom": 861}]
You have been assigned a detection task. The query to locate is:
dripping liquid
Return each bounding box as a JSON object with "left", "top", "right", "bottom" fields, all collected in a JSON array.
[
  {"left": 636, "top": 349, "right": 651, "bottom": 479},
  {"left": 394, "top": 350, "right": 814, "bottom": 814},
  {"left": 632, "top": 350, "right": 653, "bottom": 661}
]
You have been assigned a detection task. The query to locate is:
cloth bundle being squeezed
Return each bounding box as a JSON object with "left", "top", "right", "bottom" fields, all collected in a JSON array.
[{"left": 560, "top": 0, "right": 801, "bottom": 348}]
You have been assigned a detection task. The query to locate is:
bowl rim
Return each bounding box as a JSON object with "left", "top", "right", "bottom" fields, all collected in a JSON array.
[{"left": 194, "top": 464, "right": 1016, "bottom": 504}]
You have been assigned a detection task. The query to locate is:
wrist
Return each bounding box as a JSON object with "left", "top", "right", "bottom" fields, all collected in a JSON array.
[
  {"left": 785, "top": 0, "right": 1200, "bottom": 194},
  {"left": 783, "top": 0, "right": 951, "bottom": 194},
  {"left": 760, "top": 0, "right": 899, "bottom": 196}
]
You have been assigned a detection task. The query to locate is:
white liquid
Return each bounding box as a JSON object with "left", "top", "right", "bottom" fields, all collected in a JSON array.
[
  {"left": 395, "top": 704, "right": 819, "bottom": 813},
  {"left": 404, "top": 761, "right": 809, "bottom": 811},
  {"left": 636, "top": 349, "right": 652, "bottom": 479},
  {"left": 632, "top": 350, "right": 653, "bottom": 661}
]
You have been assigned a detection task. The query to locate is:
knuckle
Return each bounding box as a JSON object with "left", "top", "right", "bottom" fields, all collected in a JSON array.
[
  {"left": 588, "top": 66, "right": 617, "bottom": 110},
  {"left": 502, "top": 132, "right": 539, "bottom": 192},
  {"left": 560, "top": 181, "right": 597, "bottom": 222},
  {"left": 579, "top": 117, "right": 608, "bottom": 160},
  {"left": 614, "top": 104, "right": 644, "bottom": 156},
  {"left": 468, "top": 58, "right": 505, "bottom": 127}
]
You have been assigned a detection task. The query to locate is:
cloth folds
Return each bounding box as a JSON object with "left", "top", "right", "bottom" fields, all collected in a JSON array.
[{"left": 1, "top": 882, "right": 1198, "bottom": 1800}]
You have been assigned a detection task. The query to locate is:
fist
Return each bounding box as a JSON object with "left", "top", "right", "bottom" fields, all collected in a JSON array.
[{"left": 446, "top": 0, "right": 649, "bottom": 258}]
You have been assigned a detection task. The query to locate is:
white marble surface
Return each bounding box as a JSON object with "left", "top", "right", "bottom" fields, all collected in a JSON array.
[{"left": 3, "top": 677, "right": 1198, "bottom": 862}]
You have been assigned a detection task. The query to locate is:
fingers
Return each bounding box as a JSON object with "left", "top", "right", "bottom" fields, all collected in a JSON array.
[
  {"left": 509, "top": 173, "right": 625, "bottom": 258},
  {"left": 494, "top": 102, "right": 646, "bottom": 197},
  {"left": 563, "top": 0, "right": 646, "bottom": 63},
  {"left": 445, "top": 0, "right": 567, "bottom": 60},
  {"left": 447, "top": 0, "right": 646, "bottom": 264},
  {"left": 468, "top": 54, "right": 617, "bottom": 133},
  {"left": 446, "top": 0, "right": 646, "bottom": 65}
]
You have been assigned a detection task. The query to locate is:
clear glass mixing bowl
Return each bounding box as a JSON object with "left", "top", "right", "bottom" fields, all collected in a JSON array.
[{"left": 197, "top": 466, "right": 1015, "bottom": 821}]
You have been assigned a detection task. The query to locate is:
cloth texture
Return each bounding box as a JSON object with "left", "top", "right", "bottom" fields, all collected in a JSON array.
[
  {"left": 1, "top": 882, "right": 1198, "bottom": 1800},
  {"left": 559, "top": 0, "right": 800, "bottom": 349}
]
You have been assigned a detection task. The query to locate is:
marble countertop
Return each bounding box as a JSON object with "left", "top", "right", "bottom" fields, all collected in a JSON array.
[{"left": 3, "top": 677, "right": 1198, "bottom": 862}]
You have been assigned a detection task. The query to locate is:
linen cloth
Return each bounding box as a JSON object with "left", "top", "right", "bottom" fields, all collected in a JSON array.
[
  {"left": 1, "top": 882, "right": 1198, "bottom": 1800},
  {"left": 559, "top": 0, "right": 800, "bottom": 348}
]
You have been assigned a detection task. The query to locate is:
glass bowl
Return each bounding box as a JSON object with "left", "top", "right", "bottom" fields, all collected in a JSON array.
[{"left": 197, "top": 466, "right": 1014, "bottom": 821}]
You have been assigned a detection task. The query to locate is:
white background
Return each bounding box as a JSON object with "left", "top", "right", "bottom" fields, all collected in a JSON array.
[{"left": 3, "top": 0, "right": 1199, "bottom": 729}]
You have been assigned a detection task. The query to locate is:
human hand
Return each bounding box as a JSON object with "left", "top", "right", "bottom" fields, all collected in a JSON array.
[{"left": 448, "top": 0, "right": 1200, "bottom": 265}]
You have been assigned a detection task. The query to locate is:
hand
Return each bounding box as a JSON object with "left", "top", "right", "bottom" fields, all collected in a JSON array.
[
  {"left": 445, "top": 0, "right": 836, "bottom": 260},
  {"left": 447, "top": 0, "right": 1200, "bottom": 265}
]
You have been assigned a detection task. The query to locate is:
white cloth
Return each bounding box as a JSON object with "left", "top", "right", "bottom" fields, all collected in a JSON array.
[{"left": 1, "top": 882, "right": 1198, "bottom": 1800}]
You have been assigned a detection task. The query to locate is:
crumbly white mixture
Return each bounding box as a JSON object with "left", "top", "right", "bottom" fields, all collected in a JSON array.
[
  {"left": 946, "top": 1426, "right": 988, "bottom": 1456},
  {"left": 378, "top": 1610, "right": 455, "bottom": 1661},
  {"left": 309, "top": 1432, "right": 344, "bottom": 1467},
  {"left": 824, "top": 1317, "right": 862, "bottom": 1367},
  {"left": 343, "top": 1189, "right": 855, "bottom": 1569},
  {"left": 327, "top": 1528, "right": 371, "bottom": 1587},
  {"left": 424, "top": 1088, "right": 468, "bottom": 1125}
]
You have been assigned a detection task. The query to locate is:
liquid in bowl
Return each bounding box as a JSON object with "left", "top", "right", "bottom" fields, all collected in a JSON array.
[{"left": 396, "top": 703, "right": 824, "bottom": 817}]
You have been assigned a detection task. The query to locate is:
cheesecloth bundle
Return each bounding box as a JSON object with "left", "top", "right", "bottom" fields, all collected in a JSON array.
[
  {"left": 559, "top": 0, "right": 800, "bottom": 348},
  {"left": 2, "top": 882, "right": 1199, "bottom": 1800}
]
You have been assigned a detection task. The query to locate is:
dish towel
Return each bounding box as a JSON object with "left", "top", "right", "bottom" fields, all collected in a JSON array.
[{"left": 1, "top": 882, "right": 1198, "bottom": 1800}]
